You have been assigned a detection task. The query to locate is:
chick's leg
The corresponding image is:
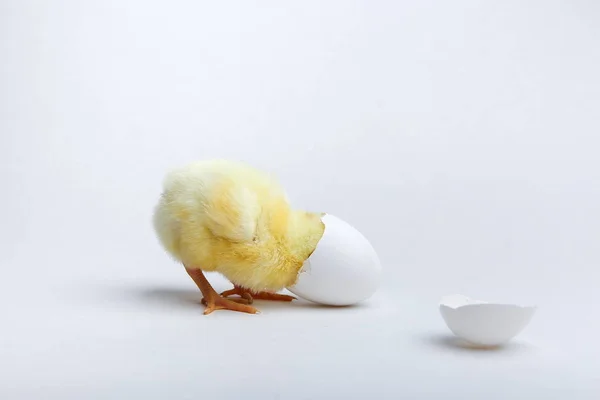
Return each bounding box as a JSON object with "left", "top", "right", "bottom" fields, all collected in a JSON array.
[
  {"left": 221, "top": 284, "right": 296, "bottom": 303},
  {"left": 185, "top": 268, "right": 258, "bottom": 315}
]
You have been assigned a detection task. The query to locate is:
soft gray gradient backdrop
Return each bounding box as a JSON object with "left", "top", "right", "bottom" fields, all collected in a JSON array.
[{"left": 2, "top": 1, "right": 599, "bottom": 399}]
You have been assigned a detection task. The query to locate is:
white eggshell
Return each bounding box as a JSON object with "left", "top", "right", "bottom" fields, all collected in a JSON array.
[
  {"left": 287, "top": 214, "right": 381, "bottom": 306},
  {"left": 439, "top": 294, "right": 536, "bottom": 347}
]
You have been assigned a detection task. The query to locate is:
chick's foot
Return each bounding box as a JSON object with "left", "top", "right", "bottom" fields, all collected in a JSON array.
[
  {"left": 201, "top": 296, "right": 251, "bottom": 306},
  {"left": 203, "top": 295, "right": 258, "bottom": 315},
  {"left": 185, "top": 267, "right": 258, "bottom": 315},
  {"left": 221, "top": 285, "right": 296, "bottom": 303}
]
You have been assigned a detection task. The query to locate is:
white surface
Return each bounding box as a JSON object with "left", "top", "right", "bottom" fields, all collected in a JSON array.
[
  {"left": 288, "top": 214, "right": 381, "bottom": 305},
  {"left": 2, "top": 1, "right": 600, "bottom": 399},
  {"left": 440, "top": 294, "right": 536, "bottom": 346}
]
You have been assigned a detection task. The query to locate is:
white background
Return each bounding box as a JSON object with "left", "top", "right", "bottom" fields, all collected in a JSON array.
[{"left": 2, "top": 1, "right": 599, "bottom": 398}]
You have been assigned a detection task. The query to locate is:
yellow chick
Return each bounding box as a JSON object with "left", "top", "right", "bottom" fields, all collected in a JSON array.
[{"left": 153, "top": 160, "right": 325, "bottom": 314}]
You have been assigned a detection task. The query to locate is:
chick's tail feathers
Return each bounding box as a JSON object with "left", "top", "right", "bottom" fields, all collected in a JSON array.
[{"left": 152, "top": 194, "right": 182, "bottom": 260}]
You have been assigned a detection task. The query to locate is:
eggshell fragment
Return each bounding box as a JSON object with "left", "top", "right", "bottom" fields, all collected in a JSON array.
[
  {"left": 439, "top": 294, "right": 536, "bottom": 347},
  {"left": 287, "top": 214, "right": 381, "bottom": 306}
]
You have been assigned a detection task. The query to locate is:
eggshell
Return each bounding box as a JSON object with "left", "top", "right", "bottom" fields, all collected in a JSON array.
[
  {"left": 439, "top": 294, "right": 537, "bottom": 347},
  {"left": 287, "top": 214, "right": 381, "bottom": 306}
]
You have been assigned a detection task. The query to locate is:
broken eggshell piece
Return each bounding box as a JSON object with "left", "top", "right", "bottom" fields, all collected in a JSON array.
[
  {"left": 439, "top": 294, "right": 536, "bottom": 347},
  {"left": 287, "top": 214, "right": 381, "bottom": 306}
]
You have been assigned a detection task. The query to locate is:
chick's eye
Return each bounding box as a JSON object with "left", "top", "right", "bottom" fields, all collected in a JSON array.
[{"left": 252, "top": 235, "right": 258, "bottom": 243}]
